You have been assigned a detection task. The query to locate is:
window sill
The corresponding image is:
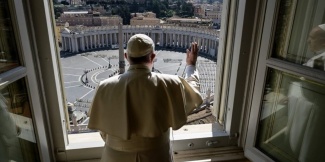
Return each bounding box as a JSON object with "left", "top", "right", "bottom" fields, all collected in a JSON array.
[{"left": 58, "top": 123, "right": 231, "bottom": 161}]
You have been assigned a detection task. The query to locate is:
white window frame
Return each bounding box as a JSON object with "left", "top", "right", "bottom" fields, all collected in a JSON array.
[
  {"left": 22, "top": 0, "right": 268, "bottom": 161},
  {"left": 0, "top": 0, "right": 52, "bottom": 161},
  {"left": 244, "top": 0, "right": 325, "bottom": 161}
]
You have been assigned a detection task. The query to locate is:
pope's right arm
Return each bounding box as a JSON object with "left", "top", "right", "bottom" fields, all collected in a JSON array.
[{"left": 181, "top": 42, "right": 203, "bottom": 115}]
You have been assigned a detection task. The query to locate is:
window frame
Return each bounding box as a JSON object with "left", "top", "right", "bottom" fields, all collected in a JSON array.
[
  {"left": 23, "top": 0, "right": 266, "bottom": 161},
  {"left": 245, "top": 0, "right": 325, "bottom": 161},
  {"left": 0, "top": 0, "right": 52, "bottom": 161}
]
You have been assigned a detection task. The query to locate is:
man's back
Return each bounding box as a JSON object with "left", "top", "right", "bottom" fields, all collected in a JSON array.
[
  {"left": 88, "top": 34, "right": 202, "bottom": 162},
  {"left": 89, "top": 64, "right": 202, "bottom": 140}
]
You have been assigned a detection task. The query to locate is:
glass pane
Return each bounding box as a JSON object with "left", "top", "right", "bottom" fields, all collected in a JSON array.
[
  {"left": 0, "top": 78, "right": 40, "bottom": 162},
  {"left": 51, "top": 0, "right": 222, "bottom": 134},
  {"left": 256, "top": 68, "right": 325, "bottom": 161},
  {"left": 0, "top": 0, "right": 20, "bottom": 73},
  {"left": 272, "top": 0, "right": 325, "bottom": 71}
]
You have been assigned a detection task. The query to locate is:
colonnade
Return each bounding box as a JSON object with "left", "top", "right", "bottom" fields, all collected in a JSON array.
[{"left": 61, "top": 25, "right": 219, "bottom": 57}]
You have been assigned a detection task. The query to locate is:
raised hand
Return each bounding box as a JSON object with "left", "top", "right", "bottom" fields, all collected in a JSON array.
[{"left": 186, "top": 42, "right": 199, "bottom": 66}]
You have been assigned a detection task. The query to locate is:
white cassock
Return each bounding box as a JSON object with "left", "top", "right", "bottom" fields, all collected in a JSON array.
[{"left": 88, "top": 64, "right": 203, "bottom": 162}]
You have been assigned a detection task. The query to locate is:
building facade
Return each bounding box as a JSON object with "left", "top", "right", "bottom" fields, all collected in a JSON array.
[
  {"left": 57, "top": 12, "right": 122, "bottom": 26},
  {"left": 60, "top": 25, "right": 219, "bottom": 57},
  {"left": 166, "top": 17, "right": 213, "bottom": 28},
  {"left": 130, "top": 12, "right": 160, "bottom": 26}
]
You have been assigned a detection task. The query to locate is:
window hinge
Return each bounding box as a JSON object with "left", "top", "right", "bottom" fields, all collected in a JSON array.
[
  {"left": 56, "top": 148, "right": 67, "bottom": 161},
  {"left": 230, "top": 132, "right": 239, "bottom": 138},
  {"left": 229, "top": 132, "right": 239, "bottom": 145}
]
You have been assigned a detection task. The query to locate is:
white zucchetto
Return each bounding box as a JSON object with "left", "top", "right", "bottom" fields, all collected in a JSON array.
[{"left": 126, "top": 34, "right": 155, "bottom": 58}]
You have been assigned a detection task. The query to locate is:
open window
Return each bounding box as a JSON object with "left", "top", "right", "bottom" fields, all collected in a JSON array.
[
  {"left": 0, "top": 0, "right": 51, "bottom": 161},
  {"left": 4, "top": 0, "right": 287, "bottom": 161},
  {"left": 245, "top": 0, "right": 325, "bottom": 161},
  {"left": 42, "top": 0, "right": 251, "bottom": 161}
]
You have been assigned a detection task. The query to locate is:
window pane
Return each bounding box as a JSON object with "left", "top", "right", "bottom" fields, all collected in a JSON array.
[
  {"left": 256, "top": 68, "right": 325, "bottom": 161},
  {"left": 52, "top": 1, "right": 222, "bottom": 134},
  {"left": 0, "top": 78, "right": 40, "bottom": 161},
  {"left": 272, "top": 0, "right": 325, "bottom": 71},
  {"left": 0, "top": 0, "right": 20, "bottom": 73}
]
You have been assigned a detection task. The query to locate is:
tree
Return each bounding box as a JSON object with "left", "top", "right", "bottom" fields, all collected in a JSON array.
[
  {"left": 166, "top": 10, "right": 174, "bottom": 17},
  {"left": 176, "top": 1, "right": 194, "bottom": 18},
  {"left": 86, "top": 0, "right": 97, "bottom": 5},
  {"left": 54, "top": 6, "right": 64, "bottom": 19},
  {"left": 152, "top": 0, "right": 161, "bottom": 17},
  {"left": 60, "top": 0, "right": 70, "bottom": 5},
  {"left": 130, "top": 0, "right": 139, "bottom": 13},
  {"left": 163, "top": 0, "right": 169, "bottom": 10},
  {"left": 115, "top": 5, "right": 131, "bottom": 25},
  {"left": 53, "top": 0, "right": 59, "bottom": 5}
]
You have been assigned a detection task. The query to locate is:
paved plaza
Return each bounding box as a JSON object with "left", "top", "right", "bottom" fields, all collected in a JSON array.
[{"left": 61, "top": 49, "right": 217, "bottom": 113}]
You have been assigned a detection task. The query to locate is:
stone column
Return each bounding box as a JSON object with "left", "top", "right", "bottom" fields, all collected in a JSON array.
[
  {"left": 81, "top": 37, "right": 85, "bottom": 51},
  {"left": 166, "top": 33, "right": 168, "bottom": 46},
  {"left": 165, "top": 33, "right": 168, "bottom": 46},
  {"left": 110, "top": 33, "right": 112, "bottom": 45},
  {"left": 152, "top": 33, "right": 155, "bottom": 44},
  {"left": 182, "top": 34, "right": 185, "bottom": 48},
  {"left": 160, "top": 33, "right": 163, "bottom": 46},
  {"left": 71, "top": 36, "right": 76, "bottom": 53},
  {"left": 85, "top": 36, "right": 88, "bottom": 50},
  {"left": 98, "top": 34, "right": 100, "bottom": 48},
  {"left": 90, "top": 35, "right": 92, "bottom": 49},
  {"left": 93, "top": 35, "right": 95, "bottom": 48},
  {"left": 61, "top": 36, "right": 66, "bottom": 51},
  {"left": 101, "top": 34, "right": 104, "bottom": 47},
  {"left": 178, "top": 34, "right": 180, "bottom": 47},
  {"left": 206, "top": 38, "right": 209, "bottom": 52},
  {"left": 96, "top": 34, "right": 99, "bottom": 48},
  {"left": 70, "top": 35, "right": 76, "bottom": 52},
  {"left": 115, "top": 33, "right": 118, "bottom": 44},
  {"left": 67, "top": 37, "right": 71, "bottom": 52},
  {"left": 76, "top": 37, "right": 79, "bottom": 53},
  {"left": 97, "top": 34, "right": 100, "bottom": 48},
  {"left": 179, "top": 34, "right": 182, "bottom": 48},
  {"left": 201, "top": 38, "right": 204, "bottom": 51},
  {"left": 65, "top": 37, "right": 68, "bottom": 51},
  {"left": 95, "top": 34, "right": 98, "bottom": 48},
  {"left": 209, "top": 40, "right": 211, "bottom": 49},
  {"left": 118, "top": 23, "right": 125, "bottom": 74},
  {"left": 106, "top": 33, "right": 108, "bottom": 45},
  {"left": 175, "top": 33, "right": 177, "bottom": 47}
]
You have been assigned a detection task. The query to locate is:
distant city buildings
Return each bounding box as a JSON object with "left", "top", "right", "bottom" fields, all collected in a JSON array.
[
  {"left": 54, "top": 0, "right": 223, "bottom": 44},
  {"left": 130, "top": 12, "right": 160, "bottom": 26},
  {"left": 56, "top": 11, "right": 122, "bottom": 26},
  {"left": 193, "top": 2, "right": 223, "bottom": 26},
  {"left": 165, "top": 17, "right": 213, "bottom": 28},
  {"left": 55, "top": 11, "right": 122, "bottom": 45},
  {"left": 56, "top": 0, "right": 85, "bottom": 5},
  {"left": 60, "top": 25, "right": 219, "bottom": 58},
  {"left": 91, "top": 5, "right": 106, "bottom": 15}
]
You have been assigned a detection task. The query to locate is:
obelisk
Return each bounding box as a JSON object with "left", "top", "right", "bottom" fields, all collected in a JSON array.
[{"left": 118, "top": 23, "right": 125, "bottom": 74}]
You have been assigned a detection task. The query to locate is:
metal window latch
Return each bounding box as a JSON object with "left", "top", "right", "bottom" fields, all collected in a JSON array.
[{"left": 206, "top": 140, "right": 219, "bottom": 146}]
